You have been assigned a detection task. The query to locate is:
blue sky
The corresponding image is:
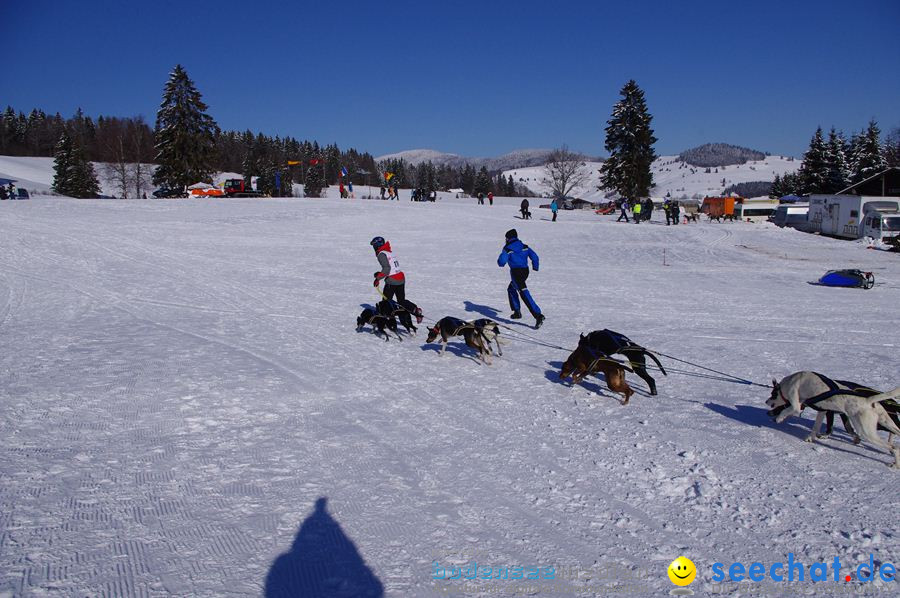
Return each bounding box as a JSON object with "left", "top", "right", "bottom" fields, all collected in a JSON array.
[{"left": 5, "top": 0, "right": 899, "bottom": 158}]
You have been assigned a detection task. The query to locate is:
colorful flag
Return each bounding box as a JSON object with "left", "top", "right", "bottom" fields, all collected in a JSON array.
[
  {"left": 385, "top": 172, "right": 394, "bottom": 181},
  {"left": 309, "top": 159, "right": 320, "bottom": 166},
  {"left": 340, "top": 167, "right": 348, "bottom": 177},
  {"left": 287, "top": 160, "right": 301, "bottom": 166}
]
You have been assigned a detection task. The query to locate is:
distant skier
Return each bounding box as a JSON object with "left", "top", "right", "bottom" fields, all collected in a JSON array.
[
  {"left": 477, "top": 192, "right": 484, "bottom": 205},
  {"left": 550, "top": 199, "right": 559, "bottom": 222},
  {"left": 488, "top": 191, "right": 494, "bottom": 206},
  {"left": 632, "top": 200, "right": 642, "bottom": 223},
  {"left": 520, "top": 198, "right": 531, "bottom": 219},
  {"left": 380, "top": 186, "right": 386, "bottom": 200},
  {"left": 371, "top": 236, "right": 423, "bottom": 323},
  {"left": 498, "top": 229, "right": 544, "bottom": 329}
]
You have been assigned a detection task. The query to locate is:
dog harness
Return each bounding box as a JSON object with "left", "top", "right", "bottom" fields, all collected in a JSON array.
[{"left": 794, "top": 373, "right": 880, "bottom": 410}]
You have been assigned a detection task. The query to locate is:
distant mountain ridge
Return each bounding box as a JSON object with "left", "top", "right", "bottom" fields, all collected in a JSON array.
[
  {"left": 678, "top": 143, "right": 767, "bottom": 167},
  {"left": 375, "top": 148, "right": 603, "bottom": 172}
]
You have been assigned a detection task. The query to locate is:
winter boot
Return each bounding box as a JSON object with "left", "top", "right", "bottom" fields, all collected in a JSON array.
[
  {"left": 510, "top": 311, "right": 522, "bottom": 320},
  {"left": 534, "top": 314, "right": 545, "bottom": 329}
]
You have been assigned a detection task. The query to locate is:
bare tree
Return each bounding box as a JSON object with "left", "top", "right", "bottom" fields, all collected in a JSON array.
[
  {"left": 129, "top": 116, "right": 152, "bottom": 197},
  {"left": 100, "top": 121, "right": 132, "bottom": 198},
  {"left": 98, "top": 116, "right": 154, "bottom": 198},
  {"left": 542, "top": 145, "right": 590, "bottom": 199}
]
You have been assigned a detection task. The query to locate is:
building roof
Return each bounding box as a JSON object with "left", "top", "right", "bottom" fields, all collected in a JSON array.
[{"left": 837, "top": 167, "right": 900, "bottom": 196}]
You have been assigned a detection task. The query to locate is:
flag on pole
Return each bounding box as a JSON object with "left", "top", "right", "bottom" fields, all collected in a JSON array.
[{"left": 340, "top": 167, "right": 348, "bottom": 177}]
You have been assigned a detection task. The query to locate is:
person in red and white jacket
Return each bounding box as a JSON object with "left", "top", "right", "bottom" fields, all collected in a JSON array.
[{"left": 371, "top": 236, "right": 423, "bottom": 323}]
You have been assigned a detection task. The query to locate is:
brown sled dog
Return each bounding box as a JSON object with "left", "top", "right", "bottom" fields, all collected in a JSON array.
[{"left": 560, "top": 344, "right": 635, "bottom": 404}]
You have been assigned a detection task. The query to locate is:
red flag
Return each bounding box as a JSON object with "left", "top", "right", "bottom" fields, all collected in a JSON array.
[{"left": 308, "top": 159, "right": 320, "bottom": 166}]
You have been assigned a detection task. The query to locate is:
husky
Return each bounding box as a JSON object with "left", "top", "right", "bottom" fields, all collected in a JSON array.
[{"left": 766, "top": 371, "right": 900, "bottom": 469}]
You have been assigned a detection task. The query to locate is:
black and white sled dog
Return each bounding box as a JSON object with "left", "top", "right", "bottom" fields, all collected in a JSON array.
[
  {"left": 425, "top": 317, "right": 504, "bottom": 364},
  {"left": 357, "top": 300, "right": 422, "bottom": 341},
  {"left": 380, "top": 299, "right": 420, "bottom": 335},
  {"left": 766, "top": 371, "right": 900, "bottom": 469},
  {"left": 578, "top": 329, "right": 667, "bottom": 395},
  {"left": 356, "top": 303, "right": 400, "bottom": 341}
]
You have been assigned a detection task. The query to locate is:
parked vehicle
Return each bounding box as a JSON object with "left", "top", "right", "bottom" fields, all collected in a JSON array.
[
  {"left": 807, "top": 195, "right": 900, "bottom": 241},
  {"left": 152, "top": 186, "right": 186, "bottom": 198},
  {"left": 700, "top": 196, "right": 735, "bottom": 219},
  {"left": 770, "top": 204, "right": 809, "bottom": 229},
  {"left": 222, "top": 179, "right": 263, "bottom": 198},
  {"left": 733, "top": 200, "right": 778, "bottom": 222}
]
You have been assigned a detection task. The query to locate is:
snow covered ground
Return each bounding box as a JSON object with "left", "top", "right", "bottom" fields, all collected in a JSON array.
[
  {"left": 1, "top": 196, "right": 898, "bottom": 597},
  {"left": 505, "top": 154, "right": 800, "bottom": 201}
]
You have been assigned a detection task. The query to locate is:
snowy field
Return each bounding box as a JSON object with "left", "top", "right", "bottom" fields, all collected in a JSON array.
[
  {"left": 504, "top": 154, "right": 800, "bottom": 201},
  {"left": 1, "top": 196, "right": 898, "bottom": 597}
]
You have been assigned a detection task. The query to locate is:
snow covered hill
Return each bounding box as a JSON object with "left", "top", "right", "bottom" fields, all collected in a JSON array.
[
  {"left": 1, "top": 195, "right": 897, "bottom": 596},
  {"left": 376, "top": 148, "right": 602, "bottom": 172},
  {"left": 504, "top": 154, "right": 801, "bottom": 201}
]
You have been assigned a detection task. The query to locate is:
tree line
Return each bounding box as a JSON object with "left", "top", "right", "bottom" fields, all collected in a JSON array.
[
  {"left": 771, "top": 122, "right": 900, "bottom": 197},
  {"left": 2, "top": 65, "right": 532, "bottom": 199}
]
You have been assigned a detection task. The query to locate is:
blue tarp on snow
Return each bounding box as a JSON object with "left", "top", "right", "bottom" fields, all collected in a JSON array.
[{"left": 815, "top": 269, "right": 874, "bottom": 289}]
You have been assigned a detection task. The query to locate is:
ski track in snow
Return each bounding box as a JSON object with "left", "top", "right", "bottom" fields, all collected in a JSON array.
[{"left": 1, "top": 197, "right": 898, "bottom": 597}]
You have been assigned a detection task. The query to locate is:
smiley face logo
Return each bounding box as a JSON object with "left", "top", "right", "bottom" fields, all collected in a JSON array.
[{"left": 667, "top": 556, "right": 696, "bottom": 586}]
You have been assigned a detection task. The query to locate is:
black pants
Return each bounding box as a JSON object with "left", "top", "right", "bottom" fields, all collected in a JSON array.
[
  {"left": 382, "top": 283, "right": 417, "bottom": 313},
  {"left": 382, "top": 283, "right": 405, "bottom": 303},
  {"left": 617, "top": 209, "right": 629, "bottom": 222},
  {"left": 552, "top": 212, "right": 557, "bottom": 221}
]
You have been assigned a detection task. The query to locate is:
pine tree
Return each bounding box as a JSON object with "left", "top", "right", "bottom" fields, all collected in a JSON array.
[
  {"left": 52, "top": 131, "right": 100, "bottom": 198},
  {"left": 152, "top": 64, "right": 219, "bottom": 190},
  {"left": 779, "top": 172, "right": 804, "bottom": 196},
  {"left": 823, "top": 128, "right": 850, "bottom": 193},
  {"left": 798, "top": 127, "right": 828, "bottom": 194},
  {"left": 304, "top": 155, "right": 324, "bottom": 197},
  {"left": 885, "top": 127, "right": 900, "bottom": 168},
  {"left": 850, "top": 120, "right": 886, "bottom": 184},
  {"left": 474, "top": 166, "right": 491, "bottom": 195},
  {"left": 52, "top": 132, "right": 73, "bottom": 196},
  {"left": 599, "top": 80, "right": 657, "bottom": 199},
  {"left": 769, "top": 174, "right": 783, "bottom": 198}
]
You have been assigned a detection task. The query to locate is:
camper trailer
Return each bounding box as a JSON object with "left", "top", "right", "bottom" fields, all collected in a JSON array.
[{"left": 807, "top": 195, "right": 900, "bottom": 241}]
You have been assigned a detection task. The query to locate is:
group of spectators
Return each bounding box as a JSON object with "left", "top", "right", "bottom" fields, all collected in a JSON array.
[
  {"left": 411, "top": 188, "right": 437, "bottom": 202},
  {"left": 616, "top": 198, "right": 683, "bottom": 225}
]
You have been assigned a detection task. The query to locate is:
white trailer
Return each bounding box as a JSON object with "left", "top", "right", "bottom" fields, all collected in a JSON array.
[{"left": 807, "top": 195, "right": 900, "bottom": 241}]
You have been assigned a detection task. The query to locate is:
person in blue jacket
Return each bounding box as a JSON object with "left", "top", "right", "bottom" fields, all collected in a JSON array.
[
  {"left": 550, "top": 198, "right": 559, "bottom": 222},
  {"left": 498, "top": 229, "right": 545, "bottom": 328}
]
